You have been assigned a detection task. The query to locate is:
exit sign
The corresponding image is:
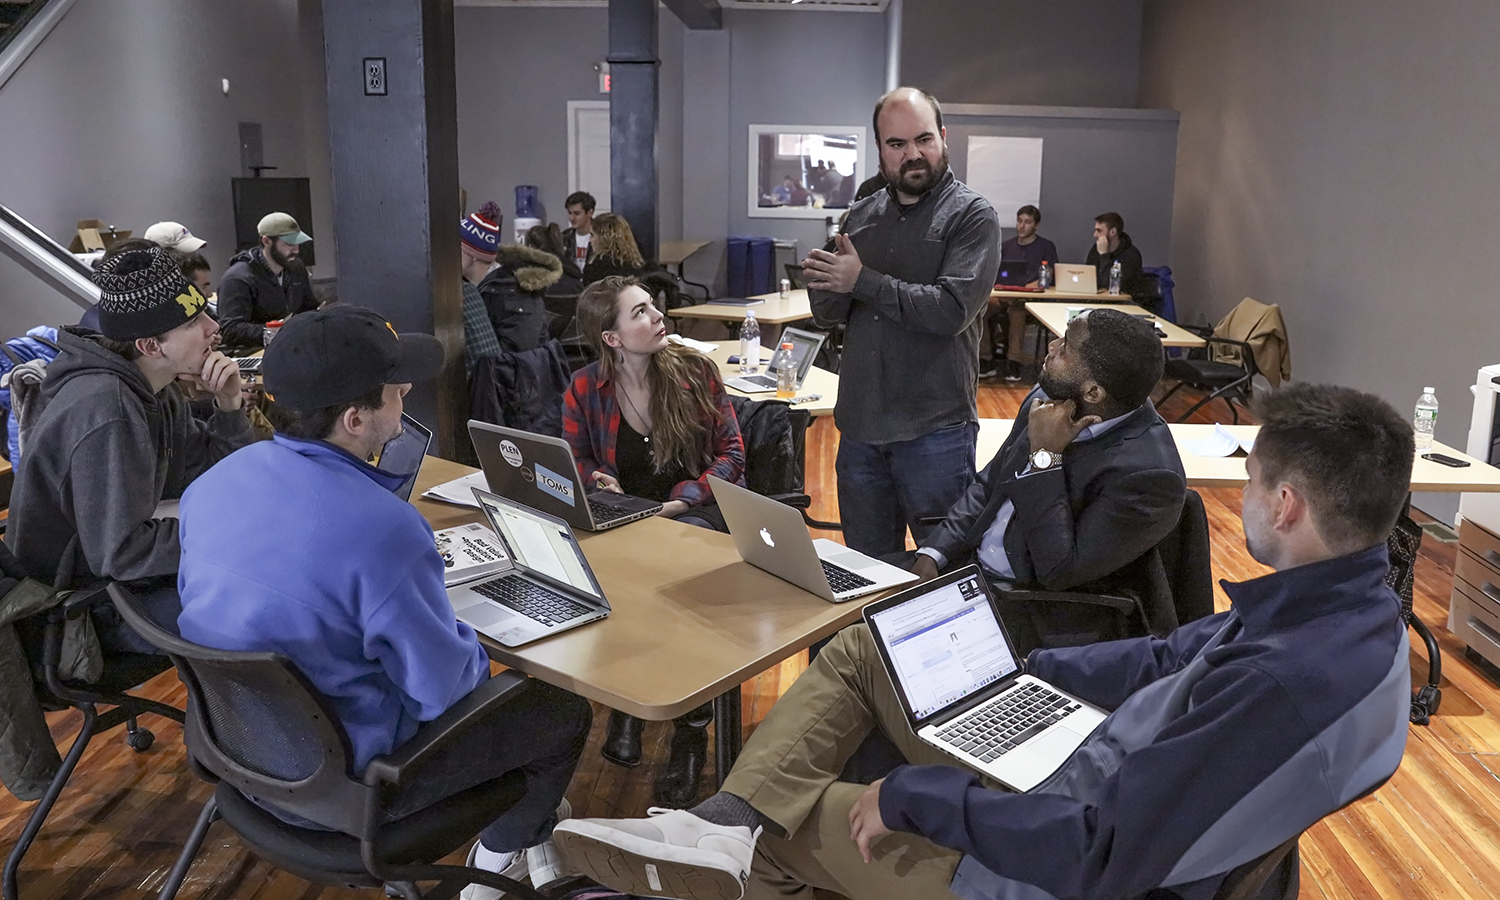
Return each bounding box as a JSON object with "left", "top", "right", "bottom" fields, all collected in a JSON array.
[{"left": 597, "top": 61, "right": 610, "bottom": 93}]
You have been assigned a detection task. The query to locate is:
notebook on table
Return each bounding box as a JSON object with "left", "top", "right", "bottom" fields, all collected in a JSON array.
[
  {"left": 445, "top": 488, "right": 611, "bottom": 647},
  {"left": 723, "top": 326, "right": 826, "bottom": 394},
  {"left": 469, "top": 421, "right": 662, "bottom": 531},
  {"left": 863, "top": 566, "right": 1107, "bottom": 792},
  {"left": 709, "top": 475, "right": 916, "bottom": 602}
]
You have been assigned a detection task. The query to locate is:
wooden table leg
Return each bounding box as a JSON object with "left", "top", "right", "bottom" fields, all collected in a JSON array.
[{"left": 712, "top": 687, "right": 742, "bottom": 787}]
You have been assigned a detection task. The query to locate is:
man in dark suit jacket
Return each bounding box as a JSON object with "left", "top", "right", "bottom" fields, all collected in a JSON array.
[{"left": 912, "top": 307, "right": 1187, "bottom": 651}]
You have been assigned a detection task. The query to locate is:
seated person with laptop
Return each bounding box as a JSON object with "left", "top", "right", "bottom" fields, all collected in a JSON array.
[
  {"left": 914, "top": 307, "right": 1187, "bottom": 654},
  {"left": 552, "top": 382, "right": 1415, "bottom": 900},
  {"left": 998, "top": 205, "right": 1058, "bottom": 287},
  {"left": 176, "top": 306, "right": 592, "bottom": 899},
  {"left": 561, "top": 275, "right": 747, "bottom": 806},
  {"left": 985, "top": 205, "right": 1060, "bottom": 377},
  {"left": 1084, "top": 211, "right": 1145, "bottom": 294}
]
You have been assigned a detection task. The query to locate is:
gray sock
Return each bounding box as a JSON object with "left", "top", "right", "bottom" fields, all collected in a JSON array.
[{"left": 690, "top": 792, "right": 772, "bottom": 833}]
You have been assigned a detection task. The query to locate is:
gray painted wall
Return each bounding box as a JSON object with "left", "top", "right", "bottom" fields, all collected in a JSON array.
[
  {"left": 945, "top": 110, "right": 1178, "bottom": 268},
  {"left": 0, "top": 0, "right": 334, "bottom": 338},
  {"left": 902, "top": 0, "right": 1144, "bottom": 108},
  {"left": 452, "top": 6, "right": 684, "bottom": 242},
  {"left": 1138, "top": 0, "right": 1500, "bottom": 522}
]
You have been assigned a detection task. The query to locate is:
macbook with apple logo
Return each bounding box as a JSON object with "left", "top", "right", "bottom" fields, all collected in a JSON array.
[{"left": 708, "top": 476, "right": 918, "bottom": 602}]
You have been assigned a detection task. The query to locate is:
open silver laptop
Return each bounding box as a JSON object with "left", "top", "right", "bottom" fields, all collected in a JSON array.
[
  {"left": 724, "top": 326, "right": 826, "bottom": 394},
  {"left": 1054, "top": 263, "right": 1097, "bottom": 292},
  {"left": 446, "top": 488, "right": 610, "bottom": 647},
  {"left": 469, "top": 421, "right": 662, "bottom": 531},
  {"left": 863, "top": 566, "right": 1107, "bottom": 792},
  {"left": 708, "top": 475, "right": 917, "bottom": 602},
  {"left": 374, "top": 413, "right": 432, "bottom": 503}
]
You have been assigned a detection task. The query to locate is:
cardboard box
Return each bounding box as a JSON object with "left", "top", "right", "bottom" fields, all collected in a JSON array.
[{"left": 67, "top": 219, "right": 132, "bottom": 253}]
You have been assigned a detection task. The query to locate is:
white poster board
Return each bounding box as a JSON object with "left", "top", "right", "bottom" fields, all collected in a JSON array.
[{"left": 965, "top": 136, "right": 1044, "bottom": 219}]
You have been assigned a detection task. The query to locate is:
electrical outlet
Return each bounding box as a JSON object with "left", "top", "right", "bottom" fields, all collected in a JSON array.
[{"left": 363, "top": 58, "right": 387, "bottom": 96}]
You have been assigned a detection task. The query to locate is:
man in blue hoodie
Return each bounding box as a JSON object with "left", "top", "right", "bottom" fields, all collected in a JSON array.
[
  {"left": 555, "top": 382, "right": 1414, "bottom": 900},
  {"left": 176, "top": 305, "right": 591, "bottom": 898}
]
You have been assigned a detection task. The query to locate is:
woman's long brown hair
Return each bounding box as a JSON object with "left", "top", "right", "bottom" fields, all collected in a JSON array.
[
  {"left": 577, "top": 276, "right": 721, "bottom": 475},
  {"left": 589, "top": 213, "right": 645, "bottom": 269}
]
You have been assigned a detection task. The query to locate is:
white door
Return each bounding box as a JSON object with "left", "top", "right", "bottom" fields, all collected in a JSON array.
[{"left": 568, "top": 101, "right": 611, "bottom": 212}]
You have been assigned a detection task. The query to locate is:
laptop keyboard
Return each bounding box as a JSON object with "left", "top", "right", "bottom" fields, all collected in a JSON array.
[
  {"left": 935, "top": 683, "right": 1082, "bottom": 762},
  {"left": 471, "top": 575, "right": 592, "bottom": 625},
  {"left": 740, "top": 374, "right": 777, "bottom": 388},
  {"left": 821, "top": 559, "right": 875, "bottom": 594},
  {"left": 588, "top": 498, "right": 638, "bottom": 524}
]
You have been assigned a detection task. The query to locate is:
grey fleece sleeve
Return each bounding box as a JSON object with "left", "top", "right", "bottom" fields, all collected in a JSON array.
[{"left": 68, "top": 416, "right": 184, "bottom": 582}]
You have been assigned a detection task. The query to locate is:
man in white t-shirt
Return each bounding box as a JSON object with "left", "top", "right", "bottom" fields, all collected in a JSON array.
[{"left": 561, "top": 191, "right": 596, "bottom": 280}]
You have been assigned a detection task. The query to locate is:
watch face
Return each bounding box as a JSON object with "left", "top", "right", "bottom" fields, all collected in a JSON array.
[{"left": 1032, "top": 450, "right": 1054, "bottom": 469}]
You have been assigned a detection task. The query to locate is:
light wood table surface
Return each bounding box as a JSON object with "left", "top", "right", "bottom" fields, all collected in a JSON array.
[
  {"left": 412, "top": 456, "right": 884, "bottom": 775},
  {"left": 1024, "top": 301, "right": 1207, "bottom": 350},
  {"left": 991, "top": 286, "right": 1115, "bottom": 302},
  {"left": 671, "top": 289, "right": 813, "bottom": 345},
  {"left": 975, "top": 420, "right": 1500, "bottom": 492},
  {"left": 703, "top": 345, "right": 837, "bottom": 417},
  {"left": 659, "top": 240, "right": 712, "bottom": 268}
]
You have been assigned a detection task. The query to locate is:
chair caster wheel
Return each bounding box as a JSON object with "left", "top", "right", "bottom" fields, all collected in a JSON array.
[
  {"left": 1410, "top": 685, "right": 1441, "bottom": 725},
  {"left": 127, "top": 727, "right": 155, "bottom": 752}
]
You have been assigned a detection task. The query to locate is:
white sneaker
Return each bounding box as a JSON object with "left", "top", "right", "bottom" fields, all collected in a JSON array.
[
  {"left": 526, "top": 798, "right": 574, "bottom": 890},
  {"left": 459, "top": 841, "right": 527, "bottom": 900},
  {"left": 552, "top": 807, "right": 761, "bottom": 900}
]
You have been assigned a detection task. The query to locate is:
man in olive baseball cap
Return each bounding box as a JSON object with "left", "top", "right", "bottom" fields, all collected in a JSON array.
[{"left": 217, "top": 211, "right": 317, "bottom": 350}]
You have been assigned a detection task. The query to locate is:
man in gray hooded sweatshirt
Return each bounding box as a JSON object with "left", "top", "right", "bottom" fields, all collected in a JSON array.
[{"left": 5, "top": 245, "right": 254, "bottom": 649}]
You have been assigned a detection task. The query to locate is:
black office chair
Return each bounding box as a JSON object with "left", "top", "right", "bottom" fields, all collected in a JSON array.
[
  {"left": 106, "top": 584, "right": 546, "bottom": 900},
  {"left": 1157, "top": 327, "right": 1260, "bottom": 424},
  {"left": 1, "top": 541, "right": 183, "bottom": 900},
  {"left": 728, "top": 395, "right": 841, "bottom": 532},
  {"left": 1386, "top": 507, "right": 1442, "bottom": 725}
]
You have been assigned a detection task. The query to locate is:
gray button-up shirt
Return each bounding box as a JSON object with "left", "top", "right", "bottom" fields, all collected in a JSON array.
[{"left": 808, "top": 170, "right": 1001, "bottom": 445}]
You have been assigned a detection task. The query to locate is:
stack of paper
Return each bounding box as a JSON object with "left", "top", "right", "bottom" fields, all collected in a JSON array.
[
  {"left": 668, "top": 334, "right": 720, "bottom": 353},
  {"left": 421, "top": 471, "right": 489, "bottom": 508},
  {"left": 1182, "top": 424, "right": 1254, "bottom": 458}
]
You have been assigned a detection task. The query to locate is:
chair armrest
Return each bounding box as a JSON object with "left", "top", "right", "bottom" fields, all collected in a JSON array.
[
  {"left": 58, "top": 583, "right": 112, "bottom": 619},
  {"left": 363, "top": 671, "right": 530, "bottom": 787},
  {"left": 1003, "top": 589, "right": 1137, "bottom": 615},
  {"left": 1179, "top": 322, "right": 1213, "bottom": 338},
  {"left": 768, "top": 492, "right": 811, "bottom": 510}
]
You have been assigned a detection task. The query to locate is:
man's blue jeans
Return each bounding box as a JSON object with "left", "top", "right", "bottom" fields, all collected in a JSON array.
[{"left": 835, "top": 422, "right": 978, "bottom": 558}]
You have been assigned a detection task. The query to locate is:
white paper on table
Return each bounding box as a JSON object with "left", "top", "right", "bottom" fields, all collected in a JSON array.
[
  {"left": 1182, "top": 424, "right": 1243, "bottom": 458},
  {"left": 668, "top": 334, "right": 719, "bottom": 353},
  {"left": 420, "top": 471, "right": 490, "bottom": 508},
  {"left": 965, "top": 136, "right": 1044, "bottom": 221}
]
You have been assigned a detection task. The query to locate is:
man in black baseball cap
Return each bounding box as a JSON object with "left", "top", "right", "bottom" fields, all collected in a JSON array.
[{"left": 177, "top": 304, "right": 590, "bottom": 898}]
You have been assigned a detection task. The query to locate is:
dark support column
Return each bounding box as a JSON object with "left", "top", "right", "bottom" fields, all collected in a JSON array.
[
  {"left": 321, "top": 0, "right": 464, "bottom": 457},
  {"left": 609, "top": 0, "right": 660, "bottom": 262}
]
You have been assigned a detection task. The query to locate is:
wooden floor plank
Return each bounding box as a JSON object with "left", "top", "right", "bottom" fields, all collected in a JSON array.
[{"left": 3, "top": 380, "right": 1500, "bottom": 898}]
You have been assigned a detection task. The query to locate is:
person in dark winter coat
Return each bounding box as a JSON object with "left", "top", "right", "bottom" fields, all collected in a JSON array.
[
  {"left": 479, "top": 244, "right": 564, "bottom": 353},
  {"left": 217, "top": 212, "right": 317, "bottom": 349}
]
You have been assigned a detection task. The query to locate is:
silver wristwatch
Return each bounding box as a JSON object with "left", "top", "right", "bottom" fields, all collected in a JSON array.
[{"left": 1030, "top": 449, "right": 1060, "bottom": 471}]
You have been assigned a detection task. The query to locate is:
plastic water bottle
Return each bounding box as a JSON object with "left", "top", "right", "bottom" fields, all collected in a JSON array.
[
  {"left": 1038, "top": 261, "right": 1051, "bottom": 290},
  {"left": 1414, "top": 387, "right": 1439, "bottom": 450},
  {"left": 773, "top": 342, "right": 797, "bottom": 399},
  {"left": 739, "top": 310, "right": 761, "bottom": 374},
  {"left": 1108, "top": 261, "right": 1123, "bottom": 296}
]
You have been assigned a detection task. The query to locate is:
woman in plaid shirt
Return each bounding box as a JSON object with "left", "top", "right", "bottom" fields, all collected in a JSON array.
[{"left": 561, "top": 275, "right": 746, "bottom": 806}]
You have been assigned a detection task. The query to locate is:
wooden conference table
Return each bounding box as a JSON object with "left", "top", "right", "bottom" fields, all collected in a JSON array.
[
  {"left": 671, "top": 289, "right": 813, "bottom": 345},
  {"left": 705, "top": 345, "right": 837, "bottom": 417},
  {"left": 1024, "top": 301, "right": 1206, "bottom": 350},
  {"left": 413, "top": 456, "right": 873, "bottom": 781},
  {"left": 974, "top": 420, "right": 1500, "bottom": 491},
  {"left": 990, "top": 285, "right": 1118, "bottom": 303}
]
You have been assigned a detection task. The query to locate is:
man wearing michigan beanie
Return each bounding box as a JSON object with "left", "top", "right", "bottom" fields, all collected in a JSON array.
[{"left": 5, "top": 245, "right": 254, "bottom": 650}]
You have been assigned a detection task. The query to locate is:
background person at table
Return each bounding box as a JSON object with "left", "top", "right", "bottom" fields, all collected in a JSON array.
[
  {"left": 176, "top": 305, "right": 591, "bottom": 897},
  {"left": 217, "top": 212, "right": 316, "bottom": 350},
  {"left": 913, "top": 308, "right": 1187, "bottom": 654},
  {"left": 562, "top": 275, "right": 746, "bottom": 807},
  {"left": 555, "top": 382, "right": 1414, "bottom": 900},
  {"left": 561, "top": 190, "right": 596, "bottom": 280},
  {"left": 581, "top": 213, "right": 655, "bottom": 286},
  {"left": 1000, "top": 204, "right": 1058, "bottom": 286},
  {"left": 803, "top": 86, "right": 1000, "bottom": 559},
  {"left": 1084, "top": 211, "right": 1145, "bottom": 294}
]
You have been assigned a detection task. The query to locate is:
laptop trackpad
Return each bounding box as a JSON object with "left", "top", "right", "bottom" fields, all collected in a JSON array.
[
  {"left": 1025, "top": 724, "right": 1087, "bottom": 761},
  {"left": 459, "top": 601, "right": 515, "bottom": 629}
]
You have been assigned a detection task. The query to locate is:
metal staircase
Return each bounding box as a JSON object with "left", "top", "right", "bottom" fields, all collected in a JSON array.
[{"left": 0, "top": 1, "right": 40, "bottom": 46}]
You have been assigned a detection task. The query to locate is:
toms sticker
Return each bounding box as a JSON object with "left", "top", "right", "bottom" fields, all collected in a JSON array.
[
  {"left": 534, "top": 462, "right": 576, "bottom": 506},
  {"left": 498, "top": 439, "right": 523, "bottom": 467}
]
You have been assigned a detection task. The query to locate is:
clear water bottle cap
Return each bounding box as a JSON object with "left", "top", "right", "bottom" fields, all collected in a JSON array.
[
  {"left": 746, "top": 309, "right": 756, "bottom": 316},
  {"left": 1424, "top": 386, "right": 1435, "bottom": 393}
]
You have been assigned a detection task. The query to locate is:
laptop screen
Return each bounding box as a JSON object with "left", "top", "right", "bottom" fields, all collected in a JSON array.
[
  {"left": 374, "top": 413, "right": 433, "bottom": 502},
  {"left": 476, "top": 491, "right": 603, "bottom": 599},
  {"left": 866, "top": 572, "right": 1019, "bottom": 722},
  {"left": 766, "top": 328, "right": 823, "bottom": 382}
]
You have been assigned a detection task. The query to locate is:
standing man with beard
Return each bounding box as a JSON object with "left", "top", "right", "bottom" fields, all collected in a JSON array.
[
  {"left": 217, "top": 212, "right": 317, "bottom": 350},
  {"left": 801, "top": 87, "right": 1001, "bottom": 558}
]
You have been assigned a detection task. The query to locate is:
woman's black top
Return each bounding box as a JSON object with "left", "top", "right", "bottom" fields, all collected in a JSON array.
[{"left": 616, "top": 416, "right": 690, "bottom": 503}]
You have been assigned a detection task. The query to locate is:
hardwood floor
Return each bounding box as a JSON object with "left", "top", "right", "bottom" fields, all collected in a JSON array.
[{"left": 2, "top": 384, "right": 1498, "bottom": 899}]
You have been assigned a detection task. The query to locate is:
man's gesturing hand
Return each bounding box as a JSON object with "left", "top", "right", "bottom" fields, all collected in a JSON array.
[
  {"left": 849, "top": 777, "right": 893, "bottom": 863},
  {"left": 801, "top": 233, "right": 863, "bottom": 294},
  {"left": 1027, "top": 397, "right": 1100, "bottom": 455}
]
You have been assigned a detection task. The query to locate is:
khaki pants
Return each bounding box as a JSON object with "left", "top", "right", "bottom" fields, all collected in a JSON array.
[{"left": 724, "top": 624, "right": 996, "bottom": 900}]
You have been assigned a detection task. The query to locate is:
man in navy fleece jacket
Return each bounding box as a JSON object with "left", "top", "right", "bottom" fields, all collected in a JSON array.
[{"left": 555, "top": 382, "right": 1414, "bottom": 900}]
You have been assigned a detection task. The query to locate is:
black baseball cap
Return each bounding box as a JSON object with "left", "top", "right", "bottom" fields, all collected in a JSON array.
[{"left": 262, "top": 305, "right": 444, "bottom": 409}]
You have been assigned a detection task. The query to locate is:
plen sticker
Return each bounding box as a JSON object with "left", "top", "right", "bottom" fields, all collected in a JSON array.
[{"left": 498, "top": 439, "right": 523, "bottom": 467}]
